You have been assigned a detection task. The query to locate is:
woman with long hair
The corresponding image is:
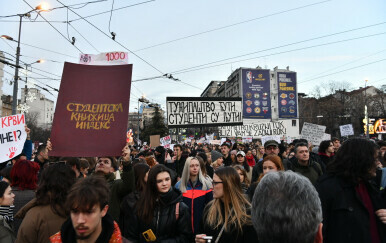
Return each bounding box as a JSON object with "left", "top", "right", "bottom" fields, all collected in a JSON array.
[
  {"left": 233, "top": 165, "right": 251, "bottom": 194},
  {"left": 175, "top": 157, "right": 213, "bottom": 234},
  {"left": 120, "top": 163, "right": 150, "bottom": 236},
  {"left": 316, "top": 138, "right": 386, "bottom": 243},
  {"left": 195, "top": 167, "right": 257, "bottom": 243},
  {"left": 248, "top": 155, "right": 284, "bottom": 201},
  {"left": 15, "top": 163, "right": 76, "bottom": 243},
  {"left": 125, "top": 164, "right": 192, "bottom": 242},
  {"left": 10, "top": 160, "right": 40, "bottom": 233},
  {"left": 0, "top": 181, "right": 16, "bottom": 242}
]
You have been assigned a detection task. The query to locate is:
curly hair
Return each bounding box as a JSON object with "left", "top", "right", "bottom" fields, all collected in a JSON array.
[
  {"left": 35, "top": 163, "right": 76, "bottom": 217},
  {"left": 11, "top": 160, "right": 40, "bottom": 190},
  {"left": 318, "top": 140, "right": 332, "bottom": 154},
  {"left": 327, "top": 138, "right": 379, "bottom": 183}
]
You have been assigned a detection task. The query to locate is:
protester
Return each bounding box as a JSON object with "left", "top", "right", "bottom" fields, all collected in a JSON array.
[
  {"left": 175, "top": 157, "right": 213, "bottom": 234},
  {"left": 34, "top": 144, "right": 49, "bottom": 175},
  {"left": 233, "top": 151, "right": 252, "bottom": 181},
  {"left": 60, "top": 157, "right": 83, "bottom": 179},
  {"left": 245, "top": 150, "right": 256, "bottom": 167},
  {"left": 232, "top": 164, "right": 250, "bottom": 194},
  {"left": 93, "top": 145, "right": 134, "bottom": 224},
  {"left": 16, "top": 163, "right": 76, "bottom": 243},
  {"left": 318, "top": 140, "right": 335, "bottom": 167},
  {"left": 125, "top": 164, "right": 192, "bottom": 242},
  {"left": 316, "top": 138, "right": 386, "bottom": 243},
  {"left": 210, "top": 150, "right": 224, "bottom": 170},
  {"left": 173, "top": 145, "right": 187, "bottom": 178},
  {"left": 220, "top": 142, "right": 233, "bottom": 166},
  {"left": 50, "top": 176, "right": 127, "bottom": 242},
  {"left": 248, "top": 155, "right": 284, "bottom": 201},
  {"left": 10, "top": 160, "right": 40, "bottom": 233},
  {"left": 79, "top": 159, "right": 90, "bottom": 177},
  {"left": 331, "top": 137, "right": 341, "bottom": 153},
  {"left": 252, "top": 171, "right": 323, "bottom": 243},
  {"left": 195, "top": 155, "right": 213, "bottom": 182},
  {"left": 252, "top": 140, "right": 281, "bottom": 183},
  {"left": 120, "top": 163, "right": 150, "bottom": 235},
  {"left": 0, "top": 181, "right": 16, "bottom": 243},
  {"left": 195, "top": 167, "right": 257, "bottom": 243}
]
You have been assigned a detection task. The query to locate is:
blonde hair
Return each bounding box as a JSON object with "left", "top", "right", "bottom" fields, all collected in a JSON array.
[
  {"left": 179, "top": 157, "right": 211, "bottom": 193},
  {"left": 205, "top": 167, "right": 251, "bottom": 232}
]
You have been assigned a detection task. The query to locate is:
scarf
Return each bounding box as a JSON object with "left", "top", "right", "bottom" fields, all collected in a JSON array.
[{"left": 0, "top": 205, "right": 14, "bottom": 223}]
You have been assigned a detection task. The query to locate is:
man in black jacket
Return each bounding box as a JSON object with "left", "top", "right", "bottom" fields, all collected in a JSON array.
[{"left": 220, "top": 142, "right": 233, "bottom": 167}]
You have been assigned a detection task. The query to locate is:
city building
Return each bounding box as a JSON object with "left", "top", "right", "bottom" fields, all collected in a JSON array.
[
  {"left": 21, "top": 88, "right": 55, "bottom": 128},
  {"left": 200, "top": 81, "right": 225, "bottom": 97}
]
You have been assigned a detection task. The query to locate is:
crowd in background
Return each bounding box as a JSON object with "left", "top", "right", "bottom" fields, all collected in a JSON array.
[{"left": 0, "top": 128, "right": 386, "bottom": 242}]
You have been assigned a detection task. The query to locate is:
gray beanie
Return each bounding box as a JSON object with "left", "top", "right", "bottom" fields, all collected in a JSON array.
[{"left": 211, "top": 150, "right": 223, "bottom": 162}]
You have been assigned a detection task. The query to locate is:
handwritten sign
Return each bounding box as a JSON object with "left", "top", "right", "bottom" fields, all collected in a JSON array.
[
  {"left": 79, "top": 52, "right": 128, "bottom": 65},
  {"left": 340, "top": 124, "right": 354, "bottom": 137},
  {"left": 167, "top": 97, "right": 243, "bottom": 128},
  {"left": 300, "top": 122, "right": 326, "bottom": 146},
  {"left": 160, "top": 135, "right": 171, "bottom": 148},
  {"left": 50, "top": 62, "right": 132, "bottom": 157},
  {"left": 322, "top": 133, "right": 331, "bottom": 140},
  {"left": 0, "top": 114, "right": 27, "bottom": 163},
  {"left": 219, "top": 121, "right": 287, "bottom": 138},
  {"left": 210, "top": 140, "right": 221, "bottom": 145}
]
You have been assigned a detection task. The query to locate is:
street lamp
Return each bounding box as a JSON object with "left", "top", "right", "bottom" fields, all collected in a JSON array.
[
  {"left": 137, "top": 96, "right": 149, "bottom": 146},
  {"left": 23, "top": 59, "right": 44, "bottom": 103},
  {"left": 1, "top": 3, "right": 48, "bottom": 114}
]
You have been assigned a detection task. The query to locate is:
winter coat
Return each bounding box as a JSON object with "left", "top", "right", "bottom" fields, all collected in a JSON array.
[
  {"left": 15, "top": 199, "right": 67, "bottom": 243},
  {"left": 120, "top": 190, "right": 141, "bottom": 235},
  {"left": 124, "top": 187, "right": 193, "bottom": 242},
  {"left": 316, "top": 174, "right": 386, "bottom": 243},
  {"left": 49, "top": 213, "right": 129, "bottom": 243},
  {"left": 287, "top": 156, "right": 323, "bottom": 185},
  {"left": 104, "top": 161, "right": 135, "bottom": 224},
  {"left": 11, "top": 187, "right": 35, "bottom": 234},
  {"left": 175, "top": 180, "right": 213, "bottom": 234},
  {"left": 0, "top": 216, "right": 15, "bottom": 243},
  {"left": 199, "top": 201, "right": 258, "bottom": 243}
]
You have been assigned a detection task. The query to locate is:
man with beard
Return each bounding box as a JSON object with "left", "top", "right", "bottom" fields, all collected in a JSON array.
[
  {"left": 92, "top": 145, "right": 134, "bottom": 224},
  {"left": 50, "top": 176, "right": 128, "bottom": 242}
]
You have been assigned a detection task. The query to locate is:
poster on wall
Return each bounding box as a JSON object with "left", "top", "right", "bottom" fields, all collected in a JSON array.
[
  {"left": 242, "top": 69, "right": 271, "bottom": 119},
  {"left": 50, "top": 62, "right": 133, "bottom": 157},
  {"left": 277, "top": 72, "right": 298, "bottom": 118}
]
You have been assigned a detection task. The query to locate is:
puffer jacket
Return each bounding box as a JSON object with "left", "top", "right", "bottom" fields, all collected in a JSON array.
[
  {"left": 175, "top": 180, "right": 213, "bottom": 234},
  {"left": 124, "top": 187, "right": 192, "bottom": 242}
]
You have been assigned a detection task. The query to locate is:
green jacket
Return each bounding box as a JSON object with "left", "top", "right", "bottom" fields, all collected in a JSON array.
[
  {"left": 0, "top": 216, "right": 16, "bottom": 243},
  {"left": 104, "top": 161, "right": 134, "bottom": 223}
]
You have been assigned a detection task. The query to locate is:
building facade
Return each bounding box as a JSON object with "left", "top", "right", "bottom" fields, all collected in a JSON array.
[{"left": 21, "top": 88, "right": 54, "bottom": 127}]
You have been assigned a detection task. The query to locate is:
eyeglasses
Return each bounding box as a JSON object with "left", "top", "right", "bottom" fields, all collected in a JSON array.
[{"left": 212, "top": 181, "right": 223, "bottom": 186}]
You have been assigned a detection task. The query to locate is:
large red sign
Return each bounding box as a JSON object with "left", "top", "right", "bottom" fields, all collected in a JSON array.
[{"left": 50, "top": 62, "right": 132, "bottom": 157}]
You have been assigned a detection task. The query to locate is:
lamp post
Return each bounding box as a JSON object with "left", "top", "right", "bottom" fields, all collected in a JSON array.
[
  {"left": 364, "top": 79, "right": 369, "bottom": 138},
  {"left": 137, "top": 96, "right": 149, "bottom": 146},
  {"left": 23, "top": 59, "right": 44, "bottom": 104},
  {"left": 1, "top": 3, "right": 48, "bottom": 114}
]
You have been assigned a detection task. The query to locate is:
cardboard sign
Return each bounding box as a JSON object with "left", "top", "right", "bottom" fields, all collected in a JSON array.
[
  {"left": 150, "top": 135, "right": 161, "bottom": 147},
  {"left": 79, "top": 52, "right": 128, "bottom": 65},
  {"left": 261, "top": 136, "right": 281, "bottom": 146},
  {"left": 219, "top": 121, "right": 288, "bottom": 137},
  {"left": 166, "top": 97, "right": 243, "bottom": 128},
  {"left": 300, "top": 122, "right": 326, "bottom": 146},
  {"left": 50, "top": 62, "right": 132, "bottom": 157},
  {"left": 0, "top": 114, "right": 27, "bottom": 163},
  {"left": 322, "top": 133, "right": 331, "bottom": 141},
  {"left": 340, "top": 124, "right": 354, "bottom": 137}
]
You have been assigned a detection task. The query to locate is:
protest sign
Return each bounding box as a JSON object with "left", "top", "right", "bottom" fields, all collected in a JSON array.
[
  {"left": 340, "top": 124, "right": 354, "bottom": 137},
  {"left": 242, "top": 137, "right": 253, "bottom": 143},
  {"left": 150, "top": 135, "right": 161, "bottom": 147},
  {"left": 79, "top": 52, "right": 128, "bottom": 65},
  {"left": 300, "top": 122, "right": 326, "bottom": 146},
  {"left": 160, "top": 135, "right": 171, "bottom": 148},
  {"left": 261, "top": 136, "right": 281, "bottom": 146},
  {"left": 205, "top": 133, "right": 214, "bottom": 140},
  {"left": 322, "top": 133, "right": 331, "bottom": 140},
  {"left": 167, "top": 97, "right": 243, "bottom": 128},
  {"left": 50, "top": 62, "right": 132, "bottom": 157},
  {"left": 0, "top": 114, "right": 27, "bottom": 163},
  {"left": 219, "top": 121, "right": 288, "bottom": 138},
  {"left": 210, "top": 140, "right": 221, "bottom": 145}
]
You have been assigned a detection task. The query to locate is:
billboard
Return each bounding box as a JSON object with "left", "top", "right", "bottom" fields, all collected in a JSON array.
[
  {"left": 242, "top": 69, "right": 271, "bottom": 119},
  {"left": 167, "top": 97, "right": 243, "bottom": 128},
  {"left": 277, "top": 72, "right": 298, "bottom": 118}
]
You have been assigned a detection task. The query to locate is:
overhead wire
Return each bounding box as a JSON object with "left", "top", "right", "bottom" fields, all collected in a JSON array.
[
  {"left": 171, "top": 31, "right": 386, "bottom": 75},
  {"left": 172, "top": 21, "right": 386, "bottom": 74},
  {"left": 23, "top": 0, "right": 84, "bottom": 54},
  {"left": 68, "top": 22, "right": 100, "bottom": 52},
  {"left": 108, "top": 0, "right": 115, "bottom": 34},
  {"left": 134, "top": 0, "right": 332, "bottom": 52}
]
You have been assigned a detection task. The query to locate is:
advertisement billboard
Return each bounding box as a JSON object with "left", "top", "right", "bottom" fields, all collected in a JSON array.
[{"left": 277, "top": 72, "right": 298, "bottom": 118}]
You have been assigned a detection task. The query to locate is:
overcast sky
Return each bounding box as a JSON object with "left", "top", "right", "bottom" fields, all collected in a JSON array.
[{"left": 1, "top": 0, "right": 385, "bottom": 111}]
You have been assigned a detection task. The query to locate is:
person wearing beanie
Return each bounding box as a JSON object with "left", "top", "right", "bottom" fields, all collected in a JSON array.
[
  {"left": 0, "top": 181, "right": 16, "bottom": 242},
  {"left": 211, "top": 150, "right": 224, "bottom": 170}
]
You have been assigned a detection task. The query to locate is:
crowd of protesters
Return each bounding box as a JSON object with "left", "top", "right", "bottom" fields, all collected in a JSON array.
[{"left": 0, "top": 126, "right": 386, "bottom": 242}]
